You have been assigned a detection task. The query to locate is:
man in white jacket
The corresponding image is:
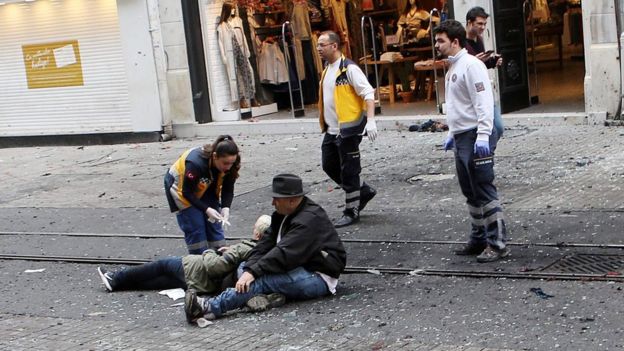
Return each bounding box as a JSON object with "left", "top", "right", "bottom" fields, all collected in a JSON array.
[{"left": 433, "top": 20, "right": 509, "bottom": 263}]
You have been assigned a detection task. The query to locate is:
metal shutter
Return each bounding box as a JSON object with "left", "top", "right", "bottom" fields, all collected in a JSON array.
[{"left": 0, "top": 0, "right": 133, "bottom": 136}]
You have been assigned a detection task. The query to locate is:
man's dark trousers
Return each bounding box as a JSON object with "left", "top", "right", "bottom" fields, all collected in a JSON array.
[
  {"left": 321, "top": 133, "right": 365, "bottom": 211},
  {"left": 453, "top": 127, "right": 507, "bottom": 250}
]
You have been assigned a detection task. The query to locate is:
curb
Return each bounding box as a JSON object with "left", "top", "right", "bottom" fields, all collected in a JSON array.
[{"left": 173, "top": 112, "right": 590, "bottom": 138}]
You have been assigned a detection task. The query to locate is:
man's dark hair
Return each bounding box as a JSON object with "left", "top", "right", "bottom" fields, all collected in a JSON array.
[
  {"left": 321, "top": 30, "right": 341, "bottom": 49},
  {"left": 466, "top": 6, "right": 489, "bottom": 22},
  {"left": 433, "top": 19, "right": 466, "bottom": 48}
]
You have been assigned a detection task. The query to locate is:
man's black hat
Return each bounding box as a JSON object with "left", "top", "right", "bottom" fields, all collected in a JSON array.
[{"left": 269, "top": 174, "right": 308, "bottom": 198}]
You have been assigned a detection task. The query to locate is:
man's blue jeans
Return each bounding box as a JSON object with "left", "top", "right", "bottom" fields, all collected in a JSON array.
[
  {"left": 176, "top": 206, "right": 225, "bottom": 254},
  {"left": 493, "top": 103, "right": 504, "bottom": 137},
  {"left": 207, "top": 267, "right": 329, "bottom": 317},
  {"left": 113, "top": 257, "right": 187, "bottom": 291}
]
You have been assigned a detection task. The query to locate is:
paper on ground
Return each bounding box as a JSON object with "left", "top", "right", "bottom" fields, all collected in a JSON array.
[
  {"left": 24, "top": 269, "right": 46, "bottom": 273},
  {"left": 159, "top": 288, "right": 185, "bottom": 300}
]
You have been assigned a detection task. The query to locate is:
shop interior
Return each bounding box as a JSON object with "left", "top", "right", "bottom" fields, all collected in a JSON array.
[
  {"left": 519, "top": 0, "right": 585, "bottom": 114},
  {"left": 223, "top": 0, "right": 584, "bottom": 121},
  {"left": 225, "top": 0, "right": 445, "bottom": 120}
]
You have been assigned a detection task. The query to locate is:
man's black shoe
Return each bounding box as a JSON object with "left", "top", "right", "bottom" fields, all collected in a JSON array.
[
  {"left": 334, "top": 209, "right": 359, "bottom": 228},
  {"left": 453, "top": 243, "right": 487, "bottom": 256},
  {"left": 184, "top": 289, "right": 205, "bottom": 323},
  {"left": 358, "top": 186, "right": 377, "bottom": 212}
]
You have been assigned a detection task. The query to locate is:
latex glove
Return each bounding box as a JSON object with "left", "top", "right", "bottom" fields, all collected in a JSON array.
[
  {"left": 205, "top": 207, "right": 223, "bottom": 223},
  {"left": 474, "top": 140, "right": 491, "bottom": 158},
  {"left": 220, "top": 207, "right": 231, "bottom": 230},
  {"left": 365, "top": 119, "right": 378, "bottom": 142},
  {"left": 443, "top": 136, "right": 454, "bottom": 151}
]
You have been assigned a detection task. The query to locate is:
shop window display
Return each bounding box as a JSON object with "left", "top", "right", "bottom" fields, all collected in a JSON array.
[{"left": 215, "top": 0, "right": 443, "bottom": 115}]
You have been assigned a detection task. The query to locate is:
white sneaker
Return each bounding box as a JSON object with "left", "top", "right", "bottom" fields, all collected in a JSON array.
[{"left": 97, "top": 267, "right": 115, "bottom": 292}]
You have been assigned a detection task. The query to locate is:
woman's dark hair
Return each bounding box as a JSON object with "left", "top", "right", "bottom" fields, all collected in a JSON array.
[
  {"left": 433, "top": 19, "right": 466, "bottom": 48},
  {"left": 402, "top": 0, "right": 422, "bottom": 15},
  {"left": 202, "top": 135, "right": 241, "bottom": 179},
  {"left": 218, "top": 3, "right": 233, "bottom": 25}
]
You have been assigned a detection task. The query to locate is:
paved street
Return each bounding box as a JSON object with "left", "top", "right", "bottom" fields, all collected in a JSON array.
[{"left": 1, "top": 124, "right": 624, "bottom": 350}]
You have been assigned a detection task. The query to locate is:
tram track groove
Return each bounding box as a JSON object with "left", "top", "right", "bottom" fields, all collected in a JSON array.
[
  {"left": 1, "top": 253, "right": 623, "bottom": 282},
  {"left": 1, "top": 231, "right": 624, "bottom": 249}
]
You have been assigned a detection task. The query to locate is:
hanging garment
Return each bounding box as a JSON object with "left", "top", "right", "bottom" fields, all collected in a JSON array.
[
  {"left": 258, "top": 41, "right": 289, "bottom": 85},
  {"left": 217, "top": 22, "right": 238, "bottom": 103},
  {"left": 300, "top": 40, "right": 319, "bottom": 104},
  {"left": 229, "top": 15, "right": 256, "bottom": 93},
  {"left": 310, "top": 32, "right": 324, "bottom": 75},
  {"left": 293, "top": 37, "right": 306, "bottom": 80},
  {"left": 322, "top": 0, "right": 350, "bottom": 53},
  {"left": 232, "top": 36, "right": 255, "bottom": 101},
  {"left": 291, "top": 1, "right": 313, "bottom": 40},
  {"left": 532, "top": 0, "right": 550, "bottom": 23}
]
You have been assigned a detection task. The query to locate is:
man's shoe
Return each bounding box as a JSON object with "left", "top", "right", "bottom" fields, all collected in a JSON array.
[
  {"left": 246, "top": 293, "right": 286, "bottom": 312},
  {"left": 358, "top": 186, "right": 377, "bottom": 212},
  {"left": 334, "top": 209, "right": 359, "bottom": 228},
  {"left": 453, "top": 243, "right": 487, "bottom": 256},
  {"left": 476, "top": 246, "right": 511, "bottom": 263},
  {"left": 184, "top": 289, "right": 207, "bottom": 323},
  {"left": 97, "top": 267, "right": 115, "bottom": 292}
]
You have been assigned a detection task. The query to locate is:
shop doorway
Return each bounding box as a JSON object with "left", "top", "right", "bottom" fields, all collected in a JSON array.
[{"left": 496, "top": 0, "right": 585, "bottom": 114}]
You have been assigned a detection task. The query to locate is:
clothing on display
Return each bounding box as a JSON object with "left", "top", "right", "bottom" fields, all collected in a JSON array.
[
  {"left": 217, "top": 22, "right": 239, "bottom": 105},
  {"left": 232, "top": 36, "right": 256, "bottom": 102},
  {"left": 322, "top": 0, "right": 350, "bottom": 56},
  {"left": 217, "top": 4, "right": 256, "bottom": 108},
  {"left": 258, "top": 40, "right": 289, "bottom": 84},
  {"left": 291, "top": 0, "right": 313, "bottom": 40}
]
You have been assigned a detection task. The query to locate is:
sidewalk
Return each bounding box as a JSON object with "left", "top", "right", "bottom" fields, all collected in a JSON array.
[{"left": 172, "top": 111, "right": 591, "bottom": 138}]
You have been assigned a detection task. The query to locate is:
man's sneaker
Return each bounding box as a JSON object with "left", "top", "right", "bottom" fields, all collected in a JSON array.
[
  {"left": 334, "top": 208, "right": 359, "bottom": 228},
  {"left": 97, "top": 267, "right": 115, "bottom": 292},
  {"left": 184, "top": 289, "right": 209, "bottom": 323},
  {"left": 358, "top": 186, "right": 377, "bottom": 212},
  {"left": 476, "top": 246, "right": 511, "bottom": 263},
  {"left": 246, "top": 293, "right": 286, "bottom": 312},
  {"left": 453, "top": 242, "right": 487, "bottom": 256}
]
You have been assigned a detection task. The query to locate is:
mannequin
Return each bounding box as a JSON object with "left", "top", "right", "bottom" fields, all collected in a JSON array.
[
  {"left": 217, "top": 3, "right": 257, "bottom": 109},
  {"left": 395, "top": 0, "right": 438, "bottom": 44}
]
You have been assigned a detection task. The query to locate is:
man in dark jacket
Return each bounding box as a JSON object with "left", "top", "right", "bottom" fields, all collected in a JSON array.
[{"left": 184, "top": 174, "right": 347, "bottom": 322}]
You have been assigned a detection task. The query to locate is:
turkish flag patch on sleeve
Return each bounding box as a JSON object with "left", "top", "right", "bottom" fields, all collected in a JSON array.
[{"left": 475, "top": 82, "right": 485, "bottom": 92}]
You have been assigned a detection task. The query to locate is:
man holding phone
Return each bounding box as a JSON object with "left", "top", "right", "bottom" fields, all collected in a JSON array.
[
  {"left": 464, "top": 6, "right": 504, "bottom": 138},
  {"left": 465, "top": 7, "right": 502, "bottom": 68}
]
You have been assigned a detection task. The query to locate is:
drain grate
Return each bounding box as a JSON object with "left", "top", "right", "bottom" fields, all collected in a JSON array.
[{"left": 541, "top": 254, "right": 624, "bottom": 274}]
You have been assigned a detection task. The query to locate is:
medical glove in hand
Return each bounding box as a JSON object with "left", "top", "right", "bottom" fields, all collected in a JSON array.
[
  {"left": 474, "top": 140, "right": 491, "bottom": 158},
  {"left": 365, "top": 119, "right": 378, "bottom": 142},
  {"left": 205, "top": 207, "right": 223, "bottom": 223},
  {"left": 443, "top": 136, "right": 454, "bottom": 151}
]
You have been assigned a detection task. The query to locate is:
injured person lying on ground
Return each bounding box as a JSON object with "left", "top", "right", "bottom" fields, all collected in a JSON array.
[{"left": 97, "top": 215, "right": 271, "bottom": 295}]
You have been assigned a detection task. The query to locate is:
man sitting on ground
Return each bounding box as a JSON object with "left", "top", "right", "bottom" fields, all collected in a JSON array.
[
  {"left": 185, "top": 173, "right": 347, "bottom": 322},
  {"left": 97, "top": 215, "right": 271, "bottom": 294}
]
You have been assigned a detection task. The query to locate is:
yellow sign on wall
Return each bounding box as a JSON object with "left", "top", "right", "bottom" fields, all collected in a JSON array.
[{"left": 22, "top": 40, "right": 84, "bottom": 89}]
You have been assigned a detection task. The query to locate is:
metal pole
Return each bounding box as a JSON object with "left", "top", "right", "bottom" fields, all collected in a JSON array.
[
  {"left": 361, "top": 15, "right": 382, "bottom": 113},
  {"left": 281, "top": 21, "right": 305, "bottom": 118},
  {"left": 429, "top": 8, "right": 442, "bottom": 113},
  {"left": 282, "top": 21, "right": 296, "bottom": 118},
  {"left": 523, "top": 0, "right": 539, "bottom": 104}
]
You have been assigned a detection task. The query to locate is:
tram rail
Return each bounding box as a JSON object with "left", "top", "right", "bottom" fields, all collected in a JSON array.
[
  {"left": 1, "top": 253, "right": 623, "bottom": 282},
  {"left": 2, "top": 231, "right": 624, "bottom": 249}
]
